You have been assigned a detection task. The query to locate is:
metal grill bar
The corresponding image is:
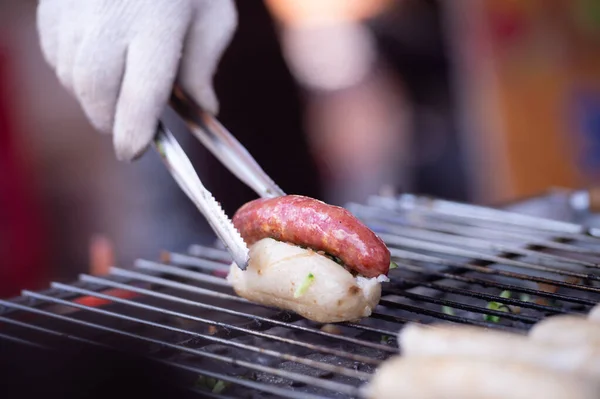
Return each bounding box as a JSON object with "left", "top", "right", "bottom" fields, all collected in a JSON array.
[
  {"left": 370, "top": 195, "right": 588, "bottom": 234},
  {"left": 388, "top": 247, "right": 599, "bottom": 294},
  {"left": 359, "top": 197, "right": 600, "bottom": 243},
  {"left": 168, "top": 253, "right": 231, "bottom": 272},
  {"left": 164, "top": 361, "right": 327, "bottom": 399},
  {"left": 383, "top": 237, "right": 600, "bottom": 290},
  {"left": 377, "top": 225, "right": 599, "bottom": 268},
  {"left": 0, "top": 301, "right": 330, "bottom": 399},
  {"left": 0, "top": 315, "right": 105, "bottom": 348},
  {"left": 188, "top": 245, "right": 233, "bottom": 262},
  {"left": 49, "top": 282, "right": 372, "bottom": 381},
  {"left": 0, "top": 332, "right": 49, "bottom": 350},
  {"left": 106, "top": 268, "right": 397, "bottom": 353},
  {"left": 156, "top": 250, "right": 518, "bottom": 329},
  {"left": 135, "top": 260, "right": 231, "bottom": 288},
  {"left": 341, "top": 323, "right": 396, "bottom": 336},
  {"left": 392, "top": 260, "right": 597, "bottom": 306},
  {"left": 381, "top": 289, "right": 539, "bottom": 323},
  {"left": 363, "top": 211, "right": 600, "bottom": 256},
  {"left": 389, "top": 265, "right": 574, "bottom": 314},
  {"left": 375, "top": 300, "right": 519, "bottom": 331},
  {"left": 75, "top": 275, "right": 387, "bottom": 365},
  {"left": 5, "top": 294, "right": 364, "bottom": 398}
]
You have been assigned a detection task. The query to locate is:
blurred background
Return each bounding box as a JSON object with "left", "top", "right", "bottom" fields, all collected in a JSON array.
[{"left": 0, "top": 0, "right": 599, "bottom": 298}]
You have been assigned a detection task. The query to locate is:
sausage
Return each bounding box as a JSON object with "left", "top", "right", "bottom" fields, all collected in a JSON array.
[
  {"left": 232, "top": 195, "right": 391, "bottom": 278},
  {"left": 529, "top": 315, "right": 600, "bottom": 347},
  {"left": 364, "top": 355, "right": 600, "bottom": 399},
  {"left": 227, "top": 238, "right": 384, "bottom": 323},
  {"left": 398, "top": 323, "right": 600, "bottom": 378}
]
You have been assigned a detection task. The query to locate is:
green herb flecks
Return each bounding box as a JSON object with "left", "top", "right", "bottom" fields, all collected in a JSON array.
[
  {"left": 483, "top": 291, "right": 512, "bottom": 323},
  {"left": 196, "top": 376, "right": 230, "bottom": 394},
  {"left": 442, "top": 306, "right": 455, "bottom": 316},
  {"left": 294, "top": 273, "right": 315, "bottom": 298},
  {"left": 389, "top": 261, "right": 399, "bottom": 269},
  {"left": 212, "top": 380, "right": 230, "bottom": 394}
]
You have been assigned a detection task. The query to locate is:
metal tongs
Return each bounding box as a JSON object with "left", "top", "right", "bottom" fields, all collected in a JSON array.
[{"left": 153, "top": 86, "right": 286, "bottom": 270}]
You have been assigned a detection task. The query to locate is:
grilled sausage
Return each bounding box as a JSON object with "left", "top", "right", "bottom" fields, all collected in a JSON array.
[
  {"left": 529, "top": 315, "right": 600, "bottom": 347},
  {"left": 227, "top": 238, "right": 385, "bottom": 323},
  {"left": 398, "top": 323, "right": 600, "bottom": 378},
  {"left": 232, "top": 195, "right": 391, "bottom": 278},
  {"left": 364, "top": 355, "right": 600, "bottom": 399}
]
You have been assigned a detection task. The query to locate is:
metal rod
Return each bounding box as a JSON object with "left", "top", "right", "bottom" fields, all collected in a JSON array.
[
  {"left": 388, "top": 247, "right": 600, "bottom": 294},
  {"left": 357, "top": 198, "right": 600, "bottom": 244},
  {"left": 382, "top": 235, "right": 600, "bottom": 285},
  {"left": 92, "top": 270, "right": 397, "bottom": 354},
  {"left": 0, "top": 332, "right": 50, "bottom": 350},
  {"left": 135, "top": 259, "right": 231, "bottom": 288},
  {"left": 349, "top": 202, "right": 600, "bottom": 255},
  {"left": 340, "top": 323, "right": 397, "bottom": 336},
  {"left": 382, "top": 288, "right": 539, "bottom": 323},
  {"left": 166, "top": 252, "right": 231, "bottom": 273},
  {"left": 0, "top": 300, "right": 333, "bottom": 399},
  {"left": 73, "top": 276, "right": 387, "bottom": 365},
  {"left": 375, "top": 300, "right": 521, "bottom": 332},
  {"left": 391, "top": 259, "right": 597, "bottom": 307},
  {"left": 371, "top": 194, "right": 588, "bottom": 235},
  {"left": 376, "top": 225, "right": 599, "bottom": 269},
  {"left": 51, "top": 282, "right": 371, "bottom": 381},
  {"left": 188, "top": 245, "right": 233, "bottom": 262},
  {"left": 18, "top": 291, "right": 364, "bottom": 397},
  {"left": 162, "top": 360, "right": 326, "bottom": 399},
  {"left": 387, "top": 265, "right": 574, "bottom": 314},
  {"left": 0, "top": 315, "right": 106, "bottom": 348}
]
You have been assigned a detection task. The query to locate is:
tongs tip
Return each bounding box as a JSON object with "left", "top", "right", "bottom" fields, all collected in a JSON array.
[{"left": 235, "top": 256, "right": 250, "bottom": 271}]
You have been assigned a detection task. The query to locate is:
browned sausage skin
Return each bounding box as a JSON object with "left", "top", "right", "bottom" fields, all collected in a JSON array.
[{"left": 232, "top": 195, "right": 391, "bottom": 278}]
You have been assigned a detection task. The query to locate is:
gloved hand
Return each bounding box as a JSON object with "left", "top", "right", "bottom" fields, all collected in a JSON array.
[{"left": 37, "top": 0, "right": 237, "bottom": 161}]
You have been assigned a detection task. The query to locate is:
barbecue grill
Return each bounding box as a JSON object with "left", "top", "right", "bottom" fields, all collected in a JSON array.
[{"left": 2, "top": 189, "right": 600, "bottom": 398}]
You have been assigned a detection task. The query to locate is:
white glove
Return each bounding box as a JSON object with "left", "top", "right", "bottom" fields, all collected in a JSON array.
[{"left": 37, "top": 0, "right": 237, "bottom": 161}]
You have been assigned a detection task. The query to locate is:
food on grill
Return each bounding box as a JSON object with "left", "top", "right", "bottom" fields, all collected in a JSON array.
[
  {"left": 588, "top": 303, "right": 600, "bottom": 322},
  {"left": 232, "top": 195, "right": 391, "bottom": 278},
  {"left": 227, "top": 195, "right": 391, "bottom": 322},
  {"left": 529, "top": 315, "right": 600, "bottom": 347},
  {"left": 398, "top": 323, "right": 600, "bottom": 378},
  {"left": 227, "top": 237, "right": 385, "bottom": 323},
  {"left": 364, "top": 355, "right": 600, "bottom": 399}
]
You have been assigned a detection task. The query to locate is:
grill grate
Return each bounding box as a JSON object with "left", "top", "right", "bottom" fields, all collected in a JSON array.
[{"left": 1, "top": 192, "right": 600, "bottom": 398}]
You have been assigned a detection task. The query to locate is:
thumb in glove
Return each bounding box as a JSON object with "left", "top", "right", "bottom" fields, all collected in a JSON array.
[{"left": 37, "top": 0, "right": 237, "bottom": 162}]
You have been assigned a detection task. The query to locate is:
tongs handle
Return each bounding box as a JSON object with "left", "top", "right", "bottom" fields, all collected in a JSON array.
[{"left": 169, "top": 86, "right": 286, "bottom": 199}]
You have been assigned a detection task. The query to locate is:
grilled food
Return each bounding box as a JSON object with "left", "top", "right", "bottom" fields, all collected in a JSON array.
[
  {"left": 398, "top": 323, "right": 600, "bottom": 378},
  {"left": 529, "top": 315, "right": 600, "bottom": 347},
  {"left": 227, "top": 195, "right": 391, "bottom": 323},
  {"left": 232, "top": 195, "right": 391, "bottom": 278},
  {"left": 364, "top": 355, "right": 600, "bottom": 399},
  {"left": 588, "top": 303, "right": 600, "bottom": 322},
  {"left": 227, "top": 238, "right": 385, "bottom": 323}
]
